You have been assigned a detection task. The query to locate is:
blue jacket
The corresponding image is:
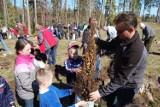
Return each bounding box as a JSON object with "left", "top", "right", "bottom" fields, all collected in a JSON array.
[
  {"left": 39, "top": 85, "right": 75, "bottom": 107},
  {"left": 64, "top": 56, "right": 83, "bottom": 73},
  {"left": 0, "top": 76, "right": 15, "bottom": 107}
]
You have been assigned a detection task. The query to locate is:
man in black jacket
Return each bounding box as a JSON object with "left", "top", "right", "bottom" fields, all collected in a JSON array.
[{"left": 89, "top": 12, "right": 148, "bottom": 107}]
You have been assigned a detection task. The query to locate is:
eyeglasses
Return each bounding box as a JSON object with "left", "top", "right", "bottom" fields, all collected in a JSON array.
[{"left": 116, "top": 28, "right": 129, "bottom": 34}]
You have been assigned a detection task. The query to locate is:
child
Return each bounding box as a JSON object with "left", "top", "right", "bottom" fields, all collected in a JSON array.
[
  {"left": 0, "top": 76, "right": 15, "bottom": 107},
  {"left": 64, "top": 41, "right": 83, "bottom": 84},
  {"left": 14, "top": 39, "right": 45, "bottom": 107},
  {"left": 35, "top": 68, "right": 87, "bottom": 107}
]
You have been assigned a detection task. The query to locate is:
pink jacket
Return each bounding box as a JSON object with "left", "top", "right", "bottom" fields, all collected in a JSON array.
[{"left": 14, "top": 54, "right": 35, "bottom": 100}]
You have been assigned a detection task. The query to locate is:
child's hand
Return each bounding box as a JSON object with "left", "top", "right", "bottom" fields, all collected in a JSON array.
[{"left": 73, "top": 68, "right": 81, "bottom": 74}]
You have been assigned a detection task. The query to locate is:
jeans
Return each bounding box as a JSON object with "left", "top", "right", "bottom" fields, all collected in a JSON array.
[
  {"left": 82, "top": 43, "right": 87, "bottom": 54},
  {"left": 0, "top": 34, "right": 9, "bottom": 51},
  {"left": 103, "top": 87, "right": 138, "bottom": 107},
  {"left": 94, "top": 54, "right": 101, "bottom": 79},
  {"left": 24, "top": 98, "right": 34, "bottom": 107},
  {"left": 45, "top": 47, "right": 54, "bottom": 65},
  {"left": 45, "top": 42, "right": 58, "bottom": 65},
  {"left": 52, "top": 37, "right": 59, "bottom": 65}
]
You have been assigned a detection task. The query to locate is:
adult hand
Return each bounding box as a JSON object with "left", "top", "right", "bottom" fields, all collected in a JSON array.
[
  {"left": 89, "top": 90, "right": 101, "bottom": 102},
  {"left": 76, "top": 101, "right": 87, "bottom": 107}
]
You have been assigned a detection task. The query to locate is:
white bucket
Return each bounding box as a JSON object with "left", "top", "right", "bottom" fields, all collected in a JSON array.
[
  {"left": 86, "top": 101, "right": 94, "bottom": 107},
  {"left": 72, "top": 34, "right": 75, "bottom": 40},
  {"left": 75, "top": 95, "right": 94, "bottom": 107}
]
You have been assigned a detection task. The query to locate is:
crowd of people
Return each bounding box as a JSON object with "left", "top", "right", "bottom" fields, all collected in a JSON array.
[{"left": 0, "top": 11, "right": 157, "bottom": 107}]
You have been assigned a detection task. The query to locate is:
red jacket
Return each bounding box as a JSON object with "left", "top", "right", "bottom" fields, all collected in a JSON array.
[
  {"left": 23, "top": 25, "right": 29, "bottom": 35},
  {"left": 38, "top": 27, "right": 57, "bottom": 53}
]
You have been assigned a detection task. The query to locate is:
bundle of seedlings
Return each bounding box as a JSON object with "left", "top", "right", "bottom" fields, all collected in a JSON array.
[{"left": 74, "top": 16, "right": 99, "bottom": 101}]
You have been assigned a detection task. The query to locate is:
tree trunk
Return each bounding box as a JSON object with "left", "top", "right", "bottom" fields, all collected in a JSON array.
[
  {"left": 64, "top": 0, "right": 68, "bottom": 24},
  {"left": 99, "top": 0, "right": 104, "bottom": 28},
  {"left": 156, "top": 3, "right": 160, "bottom": 23},
  {"left": 2, "top": 0, "right": 7, "bottom": 28},
  {"left": 45, "top": 0, "right": 47, "bottom": 25},
  {"left": 130, "top": 0, "right": 133, "bottom": 11},
  {"left": 89, "top": 0, "right": 92, "bottom": 17},
  {"left": 22, "top": 0, "right": 25, "bottom": 24},
  {"left": 123, "top": 0, "right": 126, "bottom": 12},
  {"left": 41, "top": 6, "right": 44, "bottom": 25},
  {"left": 26, "top": 0, "right": 31, "bottom": 35},
  {"left": 118, "top": 0, "right": 121, "bottom": 13},
  {"left": 142, "top": 1, "right": 146, "bottom": 21},
  {"left": 107, "top": 0, "right": 112, "bottom": 25},
  {"left": 60, "top": 0, "right": 63, "bottom": 22},
  {"left": 34, "top": 0, "right": 37, "bottom": 25},
  {"left": 14, "top": 0, "right": 17, "bottom": 11},
  {"left": 77, "top": 0, "right": 79, "bottom": 24}
]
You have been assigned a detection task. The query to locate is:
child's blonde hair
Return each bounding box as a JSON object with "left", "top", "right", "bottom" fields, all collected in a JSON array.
[{"left": 35, "top": 68, "right": 53, "bottom": 85}]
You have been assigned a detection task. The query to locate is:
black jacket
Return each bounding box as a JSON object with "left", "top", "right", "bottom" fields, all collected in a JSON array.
[{"left": 96, "top": 31, "right": 148, "bottom": 97}]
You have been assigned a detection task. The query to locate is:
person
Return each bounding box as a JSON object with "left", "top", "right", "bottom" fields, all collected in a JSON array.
[
  {"left": 14, "top": 39, "right": 45, "bottom": 107},
  {"left": 1, "top": 26, "right": 8, "bottom": 39},
  {"left": 57, "top": 22, "right": 63, "bottom": 39},
  {"left": 64, "top": 41, "right": 82, "bottom": 84},
  {"left": 64, "top": 41, "right": 83, "bottom": 104},
  {"left": 48, "top": 25, "right": 59, "bottom": 66},
  {"left": 103, "top": 26, "right": 117, "bottom": 42},
  {"left": 35, "top": 68, "right": 87, "bottom": 107},
  {"left": 36, "top": 24, "right": 57, "bottom": 65},
  {"left": 81, "top": 18, "right": 101, "bottom": 79},
  {"left": 139, "top": 23, "right": 155, "bottom": 53},
  {"left": 16, "top": 22, "right": 29, "bottom": 39},
  {"left": 89, "top": 12, "right": 148, "bottom": 107},
  {"left": 0, "top": 34, "right": 12, "bottom": 54},
  {"left": 101, "top": 26, "right": 117, "bottom": 57},
  {"left": 64, "top": 41, "right": 83, "bottom": 84},
  {"left": 0, "top": 76, "right": 16, "bottom": 107},
  {"left": 9, "top": 27, "right": 19, "bottom": 39},
  {"left": 47, "top": 25, "right": 54, "bottom": 34}
]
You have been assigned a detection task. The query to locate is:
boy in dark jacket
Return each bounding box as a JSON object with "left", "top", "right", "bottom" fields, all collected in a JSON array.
[
  {"left": 64, "top": 41, "right": 82, "bottom": 84},
  {"left": 0, "top": 76, "right": 15, "bottom": 107}
]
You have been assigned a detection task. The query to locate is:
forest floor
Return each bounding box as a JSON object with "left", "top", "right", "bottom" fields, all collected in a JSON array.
[{"left": 0, "top": 22, "right": 160, "bottom": 107}]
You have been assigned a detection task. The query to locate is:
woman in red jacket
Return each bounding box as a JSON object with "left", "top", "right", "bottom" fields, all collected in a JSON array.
[{"left": 36, "top": 24, "right": 57, "bottom": 65}]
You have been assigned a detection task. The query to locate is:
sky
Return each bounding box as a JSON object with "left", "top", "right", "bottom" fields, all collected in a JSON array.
[{"left": 14, "top": 0, "right": 158, "bottom": 16}]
